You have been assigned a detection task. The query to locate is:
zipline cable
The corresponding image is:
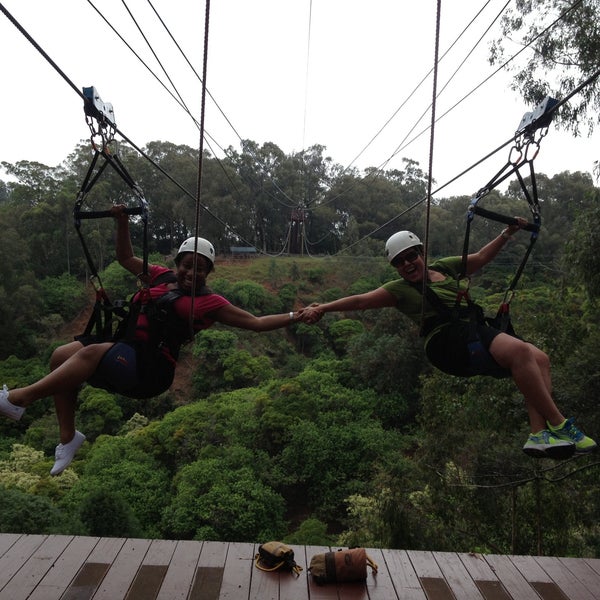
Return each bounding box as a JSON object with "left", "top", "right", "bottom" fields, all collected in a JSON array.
[
  {"left": 339, "top": 65, "right": 600, "bottom": 256},
  {"left": 190, "top": 0, "right": 211, "bottom": 325},
  {"left": 421, "top": 0, "right": 442, "bottom": 327}
]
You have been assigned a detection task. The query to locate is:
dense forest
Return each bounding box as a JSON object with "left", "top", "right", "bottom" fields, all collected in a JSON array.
[{"left": 1, "top": 136, "right": 600, "bottom": 558}]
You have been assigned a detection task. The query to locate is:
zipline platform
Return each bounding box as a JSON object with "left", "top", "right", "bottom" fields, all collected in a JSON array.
[{"left": 0, "top": 533, "right": 598, "bottom": 600}]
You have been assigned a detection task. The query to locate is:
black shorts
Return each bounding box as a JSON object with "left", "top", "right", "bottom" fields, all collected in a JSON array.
[
  {"left": 425, "top": 320, "right": 511, "bottom": 379},
  {"left": 86, "top": 341, "right": 175, "bottom": 399}
]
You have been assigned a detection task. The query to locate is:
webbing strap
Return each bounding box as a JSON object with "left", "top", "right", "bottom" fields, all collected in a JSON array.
[
  {"left": 72, "top": 145, "right": 149, "bottom": 343},
  {"left": 73, "top": 147, "right": 149, "bottom": 281}
]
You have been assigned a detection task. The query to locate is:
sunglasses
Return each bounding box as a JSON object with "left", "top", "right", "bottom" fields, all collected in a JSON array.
[{"left": 391, "top": 248, "right": 420, "bottom": 268}]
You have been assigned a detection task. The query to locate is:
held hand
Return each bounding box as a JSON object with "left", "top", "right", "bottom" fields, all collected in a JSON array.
[
  {"left": 110, "top": 204, "right": 128, "bottom": 220},
  {"left": 300, "top": 303, "right": 324, "bottom": 324},
  {"left": 502, "top": 216, "right": 528, "bottom": 238}
]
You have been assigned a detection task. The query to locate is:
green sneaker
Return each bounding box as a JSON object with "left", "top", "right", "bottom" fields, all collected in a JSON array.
[
  {"left": 548, "top": 418, "right": 597, "bottom": 454},
  {"left": 522, "top": 430, "right": 575, "bottom": 460}
]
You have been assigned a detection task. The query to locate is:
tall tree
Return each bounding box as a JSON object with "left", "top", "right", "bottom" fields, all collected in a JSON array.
[{"left": 491, "top": 0, "right": 600, "bottom": 135}]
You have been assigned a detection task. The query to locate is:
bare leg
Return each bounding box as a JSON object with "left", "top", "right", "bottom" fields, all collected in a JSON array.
[
  {"left": 489, "top": 333, "right": 563, "bottom": 432},
  {"left": 49, "top": 342, "right": 85, "bottom": 444},
  {"left": 8, "top": 342, "right": 114, "bottom": 415}
]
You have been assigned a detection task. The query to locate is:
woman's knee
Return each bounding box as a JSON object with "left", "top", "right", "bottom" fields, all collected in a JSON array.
[
  {"left": 529, "top": 343, "right": 550, "bottom": 370},
  {"left": 77, "top": 343, "right": 113, "bottom": 364},
  {"left": 490, "top": 335, "right": 538, "bottom": 369},
  {"left": 50, "top": 342, "right": 84, "bottom": 370}
]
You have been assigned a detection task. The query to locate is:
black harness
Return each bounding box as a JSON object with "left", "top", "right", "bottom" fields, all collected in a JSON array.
[
  {"left": 115, "top": 284, "right": 214, "bottom": 361},
  {"left": 413, "top": 97, "right": 558, "bottom": 378}
]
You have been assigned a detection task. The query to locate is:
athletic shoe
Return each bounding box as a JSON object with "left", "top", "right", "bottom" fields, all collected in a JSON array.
[
  {"left": 50, "top": 431, "right": 86, "bottom": 476},
  {"left": 0, "top": 385, "right": 25, "bottom": 421},
  {"left": 548, "top": 418, "right": 597, "bottom": 454},
  {"left": 522, "top": 429, "right": 575, "bottom": 460}
]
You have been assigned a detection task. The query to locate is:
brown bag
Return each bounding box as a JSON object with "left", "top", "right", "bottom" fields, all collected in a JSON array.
[
  {"left": 254, "top": 541, "right": 303, "bottom": 577},
  {"left": 309, "top": 547, "right": 378, "bottom": 584}
]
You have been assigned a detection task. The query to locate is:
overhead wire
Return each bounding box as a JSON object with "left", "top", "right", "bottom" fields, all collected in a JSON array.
[
  {"left": 141, "top": 0, "right": 303, "bottom": 212},
  {"left": 323, "top": 0, "right": 596, "bottom": 256},
  {"left": 304, "top": 0, "right": 513, "bottom": 215},
  {"left": 85, "top": 0, "right": 293, "bottom": 252},
  {"left": 343, "top": 0, "right": 501, "bottom": 173}
]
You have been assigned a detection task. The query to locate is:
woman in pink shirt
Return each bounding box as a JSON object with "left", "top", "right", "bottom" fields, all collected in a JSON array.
[{"left": 0, "top": 205, "right": 302, "bottom": 475}]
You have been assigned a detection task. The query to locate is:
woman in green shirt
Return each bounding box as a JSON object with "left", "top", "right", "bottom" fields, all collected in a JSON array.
[{"left": 302, "top": 225, "right": 596, "bottom": 460}]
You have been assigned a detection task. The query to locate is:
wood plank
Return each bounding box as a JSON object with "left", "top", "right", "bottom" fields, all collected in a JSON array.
[
  {"left": 0, "top": 534, "right": 73, "bottom": 600},
  {"left": 27, "top": 536, "right": 100, "bottom": 600},
  {"left": 91, "top": 537, "right": 152, "bottom": 600},
  {"left": 458, "top": 553, "right": 512, "bottom": 600},
  {"left": 362, "top": 548, "right": 400, "bottom": 600},
  {"left": 141, "top": 539, "right": 178, "bottom": 566},
  {"left": 484, "top": 555, "right": 541, "bottom": 600},
  {"left": 406, "top": 550, "right": 455, "bottom": 600},
  {"left": 278, "top": 544, "right": 308, "bottom": 600},
  {"left": 61, "top": 537, "right": 126, "bottom": 600},
  {"left": 125, "top": 539, "right": 178, "bottom": 600},
  {"left": 0, "top": 534, "right": 47, "bottom": 593},
  {"left": 85, "top": 536, "right": 127, "bottom": 563},
  {"left": 433, "top": 551, "right": 484, "bottom": 599},
  {"left": 509, "top": 554, "right": 569, "bottom": 600},
  {"left": 534, "top": 556, "right": 598, "bottom": 600},
  {"left": 155, "top": 540, "right": 203, "bottom": 600},
  {"left": 528, "top": 581, "right": 569, "bottom": 600},
  {"left": 555, "top": 556, "right": 600, "bottom": 599},
  {"left": 0, "top": 533, "right": 22, "bottom": 557},
  {"left": 474, "top": 580, "right": 513, "bottom": 600},
  {"left": 62, "top": 562, "right": 112, "bottom": 600},
  {"left": 189, "top": 541, "right": 228, "bottom": 600},
  {"left": 380, "top": 548, "right": 425, "bottom": 600},
  {"left": 459, "top": 553, "right": 502, "bottom": 581},
  {"left": 249, "top": 542, "right": 281, "bottom": 600},
  {"left": 217, "top": 541, "right": 255, "bottom": 599},
  {"left": 585, "top": 558, "right": 600, "bottom": 577}
]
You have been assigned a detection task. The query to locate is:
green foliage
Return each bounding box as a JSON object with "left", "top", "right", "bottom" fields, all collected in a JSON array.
[
  {"left": 284, "top": 517, "right": 335, "bottom": 546},
  {"left": 327, "top": 318, "right": 364, "bottom": 355},
  {"left": 277, "top": 282, "right": 298, "bottom": 310},
  {"left": 62, "top": 434, "right": 170, "bottom": 538},
  {"left": 78, "top": 386, "right": 124, "bottom": 439},
  {"left": 78, "top": 488, "right": 143, "bottom": 537},
  {"left": 192, "top": 329, "right": 276, "bottom": 395},
  {"left": 38, "top": 273, "right": 88, "bottom": 321},
  {"left": 0, "top": 486, "right": 64, "bottom": 534},
  {"left": 97, "top": 260, "right": 139, "bottom": 300},
  {"left": 162, "top": 446, "right": 286, "bottom": 542},
  {"left": 566, "top": 196, "right": 600, "bottom": 300}
]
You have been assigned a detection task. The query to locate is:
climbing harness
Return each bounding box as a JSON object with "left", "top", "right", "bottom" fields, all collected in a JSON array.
[
  {"left": 426, "top": 97, "right": 558, "bottom": 377},
  {"left": 73, "top": 86, "right": 155, "bottom": 344}
]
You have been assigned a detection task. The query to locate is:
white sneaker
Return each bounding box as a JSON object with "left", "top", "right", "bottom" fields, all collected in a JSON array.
[
  {"left": 0, "top": 385, "right": 25, "bottom": 421},
  {"left": 50, "top": 431, "right": 86, "bottom": 476}
]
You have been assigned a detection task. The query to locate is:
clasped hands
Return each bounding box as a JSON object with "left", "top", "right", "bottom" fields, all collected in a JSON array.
[{"left": 296, "top": 303, "right": 324, "bottom": 325}]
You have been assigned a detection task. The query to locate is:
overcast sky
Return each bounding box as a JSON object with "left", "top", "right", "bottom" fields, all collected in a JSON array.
[{"left": 1, "top": 0, "right": 598, "bottom": 199}]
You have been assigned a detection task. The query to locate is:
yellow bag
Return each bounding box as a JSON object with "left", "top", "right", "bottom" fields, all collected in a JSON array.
[
  {"left": 254, "top": 541, "right": 303, "bottom": 577},
  {"left": 309, "top": 547, "right": 378, "bottom": 584}
]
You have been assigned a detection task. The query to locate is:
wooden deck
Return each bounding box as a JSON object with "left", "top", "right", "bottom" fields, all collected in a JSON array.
[{"left": 0, "top": 534, "right": 598, "bottom": 599}]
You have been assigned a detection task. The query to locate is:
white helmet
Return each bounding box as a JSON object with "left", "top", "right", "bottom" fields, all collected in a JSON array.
[
  {"left": 176, "top": 237, "right": 215, "bottom": 269},
  {"left": 385, "top": 231, "right": 422, "bottom": 264}
]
